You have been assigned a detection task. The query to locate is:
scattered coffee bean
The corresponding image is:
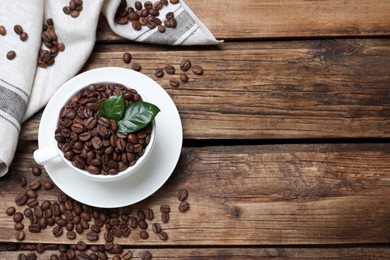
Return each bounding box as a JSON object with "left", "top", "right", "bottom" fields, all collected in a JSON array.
[
  {"left": 43, "top": 181, "right": 54, "bottom": 190},
  {"left": 179, "top": 201, "right": 190, "bottom": 212},
  {"left": 170, "top": 0, "right": 180, "bottom": 4},
  {"left": 180, "top": 59, "right": 191, "bottom": 71},
  {"left": 6, "top": 206, "right": 16, "bottom": 216},
  {"left": 161, "top": 212, "right": 169, "bottom": 223},
  {"left": 31, "top": 166, "right": 42, "bottom": 176},
  {"left": 0, "top": 25, "right": 6, "bottom": 35},
  {"left": 122, "top": 250, "right": 133, "bottom": 259},
  {"left": 29, "top": 180, "right": 41, "bottom": 190},
  {"left": 140, "top": 250, "right": 152, "bottom": 260},
  {"left": 29, "top": 223, "right": 41, "bottom": 233},
  {"left": 158, "top": 25, "right": 166, "bottom": 33},
  {"left": 158, "top": 230, "right": 168, "bottom": 240},
  {"left": 152, "top": 223, "right": 162, "bottom": 234},
  {"left": 169, "top": 79, "right": 180, "bottom": 87},
  {"left": 146, "top": 208, "right": 154, "bottom": 220},
  {"left": 140, "top": 230, "right": 149, "bottom": 239},
  {"left": 123, "top": 52, "right": 132, "bottom": 64},
  {"left": 14, "top": 222, "right": 24, "bottom": 230},
  {"left": 15, "top": 194, "right": 28, "bottom": 206},
  {"left": 87, "top": 231, "right": 99, "bottom": 241},
  {"left": 132, "top": 62, "right": 141, "bottom": 71},
  {"left": 18, "top": 177, "right": 27, "bottom": 187},
  {"left": 20, "top": 32, "right": 28, "bottom": 41},
  {"left": 135, "top": 1, "right": 142, "bottom": 10},
  {"left": 6, "top": 50, "right": 16, "bottom": 60},
  {"left": 14, "top": 24, "right": 23, "bottom": 35},
  {"left": 15, "top": 230, "right": 25, "bottom": 241},
  {"left": 36, "top": 243, "right": 45, "bottom": 254},
  {"left": 165, "top": 64, "right": 175, "bottom": 74},
  {"left": 177, "top": 189, "right": 188, "bottom": 201},
  {"left": 155, "top": 68, "right": 164, "bottom": 78},
  {"left": 13, "top": 212, "right": 24, "bottom": 223},
  {"left": 180, "top": 73, "right": 188, "bottom": 83},
  {"left": 26, "top": 189, "right": 38, "bottom": 198},
  {"left": 160, "top": 205, "right": 170, "bottom": 213},
  {"left": 53, "top": 225, "right": 63, "bottom": 237},
  {"left": 192, "top": 65, "right": 204, "bottom": 75}
]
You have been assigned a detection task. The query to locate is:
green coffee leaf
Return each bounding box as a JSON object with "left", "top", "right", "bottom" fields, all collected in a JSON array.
[
  {"left": 117, "top": 101, "right": 160, "bottom": 133},
  {"left": 98, "top": 95, "right": 125, "bottom": 121}
]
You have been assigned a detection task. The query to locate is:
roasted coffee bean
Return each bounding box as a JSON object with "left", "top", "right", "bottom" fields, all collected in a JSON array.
[
  {"left": 140, "top": 250, "right": 152, "bottom": 260},
  {"left": 112, "top": 225, "right": 122, "bottom": 237},
  {"left": 179, "top": 201, "right": 190, "bottom": 212},
  {"left": 14, "top": 222, "right": 24, "bottom": 230},
  {"left": 29, "top": 223, "right": 41, "bottom": 233},
  {"left": 122, "top": 250, "right": 133, "bottom": 260},
  {"left": 43, "top": 180, "right": 54, "bottom": 190},
  {"left": 135, "top": 1, "right": 142, "bottom": 10},
  {"left": 18, "top": 176, "right": 27, "bottom": 187},
  {"left": 39, "top": 217, "right": 48, "bottom": 229},
  {"left": 6, "top": 206, "right": 16, "bottom": 216},
  {"left": 6, "top": 50, "right": 16, "bottom": 60},
  {"left": 123, "top": 52, "right": 132, "bottom": 64},
  {"left": 29, "top": 180, "right": 41, "bottom": 190},
  {"left": 13, "top": 212, "right": 24, "bottom": 223},
  {"left": 66, "top": 230, "right": 76, "bottom": 239},
  {"left": 158, "top": 25, "right": 166, "bottom": 33},
  {"left": 129, "top": 216, "right": 138, "bottom": 229},
  {"left": 26, "top": 252, "right": 37, "bottom": 260},
  {"left": 165, "top": 64, "right": 175, "bottom": 74},
  {"left": 20, "top": 32, "right": 28, "bottom": 41},
  {"left": 14, "top": 24, "right": 23, "bottom": 34},
  {"left": 0, "top": 25, "right": 6, "bottom": 35},
  {"left": 192, "top": 65, "right": 204, "bottom": 75},
  {"left": 77, "top": 240, "right": 87, "bottom": 251},
  {"left": 138, "top": 220, "right": 148, "bottom": 230},
  {"left": 180, "top": 59, "right": 192, "bottom": 72},
  {"left": 160, "top": 205, "right": 170, "bottom": 213},
  {"left": 15, "top": 194, "right": 28, "bottom": 206},
  {"left": 132, "top": 62, "right": 141, "bottom": 71},
  {"left": 87, "top": 231, "right": 99, "bottom": 241},
  {"left": 169, "top": 79, "right": 180, "bottom": 87},
  {"left": 158, "top": 230, "right": 168, "bottom": 240},
  {"left": 140, "top": 230, "right": 149, "bottom": 239},
  {"left": 66, "top": 248, "right": 76, "bottom": 259},
  {"left": 36, "top": 243, "right": 45, "bottom": 254},
  {"left": 112, "top": 255, "right": 121, "bottom": 260},
  {"left": 77, "top": 253, "right": 90, "bottom": 260},
  {"left": 15, "top": 230, "right": 25, "bottom": 241},
  {"left": 180, "top": 73, "right": 189, "bottom": 83},
  {"left": 104, "top": 230, "right": 114, "bottom": 242},
  {"left": 27, "top": 198, "right": 38, "bottom": 208},
  {"left": 31, "top": 166, "right": 42, "bottom": 176},
  {"left": 26, "top": 189, "right": 38, "bottom": 198},
  {"left": 143, "top": 208, "right": 153, "bottom": 220},
  {"left": 166, "top": 11, "right": 174, "bottom": 19},
  {"left": 53, "top": 225, "right": 63, "bottom": 236},
  {"left": 170, "top": 0, "right": 180, "bottom": 3},
  {"left": 24, "top": 208, "right": 33, "bottom": 218},
  {"left": 161, "top": 212, "right": 169, "bottom": 223},
  {"left": 177, "top": 189, "right": 188, "bottom": 201},
  {"left": 152, "top": 223, "right": 162, "bottom": 234}
]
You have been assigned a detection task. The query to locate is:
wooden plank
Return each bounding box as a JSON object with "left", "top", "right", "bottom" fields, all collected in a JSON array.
[
  {"left": 21, "top": 39, "right": 390, "bottom": 140},
  {"left": 1, "top": 247, "right": 390, "bottom": 259},
  {"left": 96, "top": 0, "right": 390, "bottom": 41},
  {"left": 0, "top": 141, "right": 389, "bottom": 245}
]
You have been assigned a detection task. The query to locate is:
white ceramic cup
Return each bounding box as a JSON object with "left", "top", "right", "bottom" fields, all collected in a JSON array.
[{"left": 33, "top": 76, "right": 156, "bottom": 182}]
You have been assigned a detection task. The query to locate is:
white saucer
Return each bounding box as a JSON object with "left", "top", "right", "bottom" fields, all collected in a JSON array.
[{"left": 38, "top": 67, "right": 183, "bottom": 208}]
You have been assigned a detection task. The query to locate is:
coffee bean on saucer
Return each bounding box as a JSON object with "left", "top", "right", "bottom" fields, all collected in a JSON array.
[
  {"left": 0, "top": 25, "right": 6, "bottom": 35},
  {"left": 6, "top": 51, "right": 16, "bottom": 60}
]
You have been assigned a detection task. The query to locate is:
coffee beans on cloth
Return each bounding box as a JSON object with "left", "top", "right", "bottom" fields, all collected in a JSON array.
[{"left": 55, "top": 83, "right": 153, "bottom": 175}]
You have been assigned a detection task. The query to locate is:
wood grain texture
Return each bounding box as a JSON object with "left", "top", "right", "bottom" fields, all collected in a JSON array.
[
  {"left": 96, "top": 0, "right": 390, "bottom": 41},
  {"left": 21, "top": 39, "right": 390, "bottom": 140},
  {"left": 1, "top": 247, "right": 390, "bottom": 259},
  {"left": 0, "top": 141, "right": 389, "bottom": 245}
]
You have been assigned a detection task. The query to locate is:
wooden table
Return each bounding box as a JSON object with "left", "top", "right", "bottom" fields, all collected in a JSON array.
[{"left": 1, "top": 0, "right": 390, "bottom": 259}]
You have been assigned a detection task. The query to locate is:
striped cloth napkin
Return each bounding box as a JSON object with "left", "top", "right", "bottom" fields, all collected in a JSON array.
[{"left": 0, "top": 0, "right": 219, "bottom": 177}]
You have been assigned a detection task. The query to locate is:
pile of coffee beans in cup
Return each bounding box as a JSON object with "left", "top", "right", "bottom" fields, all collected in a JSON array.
[
  {"left": 37, "top": 18, "right": 65, "bottom": 68},
  {"left": 115, "top": 0, "right": 179, "bottom": 33},
  {"left": 55, "top": 83, "right": 152, "bottom": 175},
  {"left": 5, "top": 164, "right": 191, "bottom": 259}
]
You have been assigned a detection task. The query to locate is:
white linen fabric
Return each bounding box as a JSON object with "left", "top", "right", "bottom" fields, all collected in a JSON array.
[{"left": 0, "top": 0, "right": 218, "bottom": 177}]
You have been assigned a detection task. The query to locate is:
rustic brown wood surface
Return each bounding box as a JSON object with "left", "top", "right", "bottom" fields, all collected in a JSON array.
[
  {"left": 0, "top": 142, "right": 389, "bottom": 246},
  {"left": 1, "top": 247, "right": 390, "bottom": 259},
  {"left": 2, "top": 0, "right": 390, "bottom": 259},
  {"left": 21, "top": 39, "right": 390, "bottom": 141},
  {"left": 96, "top": 0, "right": 390, "bottom": 41}
]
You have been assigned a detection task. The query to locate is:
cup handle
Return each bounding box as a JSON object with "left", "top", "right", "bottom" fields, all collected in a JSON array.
[{"left": 33, "top": 146, "right": 60, "bottom": 165}]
